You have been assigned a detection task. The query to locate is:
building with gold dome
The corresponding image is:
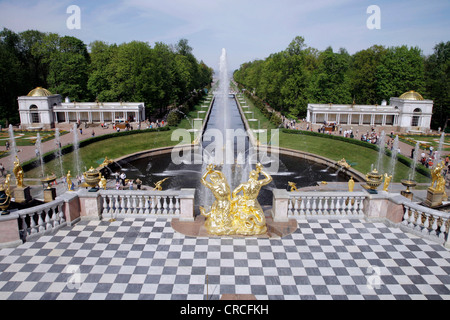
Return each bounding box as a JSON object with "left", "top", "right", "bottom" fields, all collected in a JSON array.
[
  {"left": 18, "top": 87, "right": 146, "bottom": 130},
  {"left": 306, "top": 90, "right": 433, "bottom": 133}
]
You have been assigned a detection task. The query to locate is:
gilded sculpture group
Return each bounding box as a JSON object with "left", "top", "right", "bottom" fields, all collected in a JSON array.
[{"left": 200, "top": 163, "right": 272, "bottom": 236}]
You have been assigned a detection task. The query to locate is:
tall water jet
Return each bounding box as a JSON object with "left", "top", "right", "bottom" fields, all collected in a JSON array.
[
  {"left": 55, "top": 128, "right": 64, "bottom": 177},
  {"left": 8, "top": 125, "right": 18, "bottom": 162},
  {"left": 410, "top": 141, "right": 420, "bottom": 181},
  {"left": 73, "top": 123, "right": 82, "bottom": 177},
  {"left": 436, "top": 132, "right": 445, "bottom": 163},
  {"left": 376, "top": 131, "right": 386, "bottom": 173},
  {"left": 35, "top": 133, "right": 45, "bottom": 178},
  {"left": 389, "top": 135, "right": 400, "bottom": 179}
]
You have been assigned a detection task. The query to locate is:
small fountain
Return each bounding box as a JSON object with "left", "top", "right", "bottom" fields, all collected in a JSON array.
[
  {"left": 400, "top": 141, "right": 420, "bottom": 200},
  {"left": 436, "top": 132, "right": 445, "bottom": 163}
]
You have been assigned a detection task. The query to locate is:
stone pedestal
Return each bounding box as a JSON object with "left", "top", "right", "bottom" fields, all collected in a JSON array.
[
  {"left": 400, "top": 190, "right": 413, "bottom": 201},
  {"left": 13, "top": 187, "right": 32, "bottom": 204},
  {"left": 423, "top": 188, "right": 444, "bottom": 208},
  {"left": 44, "top": 188, "right": 57, "bottom": 203}
]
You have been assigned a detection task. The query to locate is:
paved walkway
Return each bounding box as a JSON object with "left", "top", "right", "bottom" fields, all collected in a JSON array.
[{"left": 0, "top": 216, "right": 448, "bottom": 300}]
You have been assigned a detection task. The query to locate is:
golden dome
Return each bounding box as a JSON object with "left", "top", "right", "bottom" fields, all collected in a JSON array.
[
  {"left": 27, "top": 87, "right": 53, "bottom": 97},
  {"left": 399, "top": 90, "right": 424, "bottom": 101}
]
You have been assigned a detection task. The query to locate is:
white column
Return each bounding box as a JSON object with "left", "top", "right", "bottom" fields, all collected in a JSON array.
[{"left": 382, "top": 114, "right": 387, "bottom": 126}]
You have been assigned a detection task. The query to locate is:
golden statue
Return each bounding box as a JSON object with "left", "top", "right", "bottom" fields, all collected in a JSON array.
[
  {"left": 13, "top": 156, "right": 24, "bottom": 188},
  {"left": 383, "top": 173, "right": 392, "bottom": 192},
  {"left": 337, "top": 158, "right": 351, "bottom": 169},
  {"left": 67, "top": 171, "right": 74, "bottom": 191},
  {"left": 430, "top": 161, "right": 444, "bottom": 190},
  {"left": 99, "top": 175, "right": 107, "bottom": 190},
  {"left": 231, "top": 163, "right": 271, "bottom": 236},
  {"left": 100, "top": 156, "right": 114, "bottom": 168},
  {"left": 199, "top": 164, "right": 233, "bottom": 235},
  {"left": 153, "top": 178, "right": 169, "bottom": 191},
  {"left": 348, "top": 177, "right": 355, "bottom": 192},
  {"left": 200, "top": 163, "right": 272, "bottom": 236},
  {"left": 3, "top": 174, "right": 11, "bottom": 197},
  {"left": 288, "top": 181, "right": 298, "bottom": 192}
]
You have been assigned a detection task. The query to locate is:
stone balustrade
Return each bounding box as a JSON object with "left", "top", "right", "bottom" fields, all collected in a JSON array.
[
  {"left": 0, "top": 187, "right": 448, "bottom": 249},
  {"left": 98, "top": 189, "right": 195, "bottom": 220},
  {"left": 401, "top": 200, "right": 449, "bottom": 246},
  {"left": 272, "top": 190, "right": 366, "bottom": 221}
]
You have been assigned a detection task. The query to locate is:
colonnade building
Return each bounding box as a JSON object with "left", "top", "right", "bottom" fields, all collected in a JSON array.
[
  {"left": 18, "top": 87, "right": 146, "bottom": 130},
  {"left": 306, "top": 91, "right": 433, "bottom": 133}
]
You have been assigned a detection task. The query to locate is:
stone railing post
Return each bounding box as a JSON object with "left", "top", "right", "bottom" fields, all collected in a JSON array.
[
  {"left": 179, "top": 188, "right": 195, "bottom": 222},
  {"left": 272, "top": 189, "right": 290, "bottom": 222},
  {"left": 78, "top": 189, "right": 101, "bottom": 220},
  {"left": 0, "top": 213, "right": 22, "bottom": 249}
]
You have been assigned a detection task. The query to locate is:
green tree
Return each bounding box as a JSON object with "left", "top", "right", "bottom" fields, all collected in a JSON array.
[
  {"left": 375, "top": 45, "right": 425, "bottom": 101},
  {"left": 424, "top": 42, "right": 450, "bottom": 130}
]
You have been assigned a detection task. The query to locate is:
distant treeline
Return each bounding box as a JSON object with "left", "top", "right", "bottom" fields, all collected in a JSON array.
[
  {"left": 0, "top": 29, "right": 213, "bottom": 126},
  {"left": 234, "top": 36, "right": 449, "bottom": 130}
]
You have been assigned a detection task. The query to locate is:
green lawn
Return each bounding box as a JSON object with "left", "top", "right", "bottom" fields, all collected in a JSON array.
[
  {"left": 25, "top": 129, "right": 177, "bottom": 178},
  {"left": 279, "top": 131, "right": 430, "bottom": 183}
]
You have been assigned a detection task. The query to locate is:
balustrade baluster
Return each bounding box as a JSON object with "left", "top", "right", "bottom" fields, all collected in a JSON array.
[
  {"left": 335, "top": 197, "right": 341, "bottom": 215},
  {"left": 51, "top": 206, "right": 59, "bottom": 228},
  {"left": 30, "top": 213, "right": 37, "bottom": 234},
  {"left": 430, "top": 215, "right": 438, "bottom": 237},
  {"left": 138, "top": 196, "right": 144, "bottom": 214},
  {"left": 175, "top": 197, "right": 180, "bottom": 215},
  {"left": 317, "top": 197, "right": 323, "bottom": 215},
  {"left": 323, "top": 197, "right": 329, "bottom": 215},
  {"left": 150, "top": 196, "right": 156, "bottom": 214},
  {"left": 415, "top": 211, "right": 423, "bottom": 231},
  {"left": 293, "top": 197, "right": 299, "bottom": 215},
  {"left": 58, "top": 203, "right": 65, "bottom": 224},
  {"left": 131, "top": 196, "right": 137, "bottom": 214},
  {"left": 156, "top": 196, "right": 162, "bottom": 214},
  {"left": 126, "top": 196, "right": 132, "bottom": 214},
  {"left": 402, "top": 207, "right": 410, "bottom": 226},
  {"left": 102, "top": 196, "right": 109, "bottom": 216},
  {"left": 288, "top": 198, "right": 293, "bottom": 216},
  {"left": 299, "top": 197, "right": 305, "bottom": 216},
  {"left": 21, "top": 216, "right": 29, "bottom": 240},
  {"left": 304, "top": 197, "right": 310, "bottom": 215},
  {"left": 162, "top": 196, "right": 168, "bottom": 215},
  {"left": 168, "top": 196, "right": 174, "bottom": 215},
  {"left": 144, "top": 195, "right": 150, "bottom": 214},
  {"left": 37, "top": 211, "right": 45, "bottom": 233},
  {"left": 439, "top": 218, "right": 448, "bottom": 240},
  {"left": 311, "top": 197, "right": 317, "bottom": 215},
  {"left": 329, "top": 197, "right": 335, "bottom": 215},
  {"left": 408, "top": 209, "right": 416, "bottom": 228},
  {"left": 422, "top": 213, "right": 431, "bottom": 235}
]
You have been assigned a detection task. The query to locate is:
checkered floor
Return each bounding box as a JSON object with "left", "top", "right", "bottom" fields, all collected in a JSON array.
[{"left": 0, "top": 217, "right": 449, "bottom": 300}]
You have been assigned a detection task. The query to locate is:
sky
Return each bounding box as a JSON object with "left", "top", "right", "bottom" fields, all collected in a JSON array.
[{"left": 0, "top": 0, "right": 449, "bottom": 72}]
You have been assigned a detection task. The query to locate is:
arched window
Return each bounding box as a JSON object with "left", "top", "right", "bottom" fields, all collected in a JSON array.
[
  {"left": 30, "top": 105, "right": 40, "bottom": 124},
  {"left": 411, "top": 108, "right": 422, "bottom": 127}
]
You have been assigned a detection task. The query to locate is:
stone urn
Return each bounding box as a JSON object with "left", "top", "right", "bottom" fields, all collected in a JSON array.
[
  {"left": 401, "top": 179, "right": 416, "bottom": 201},
  {"left": 365, "top": 169, "right": 383, "bottom": 191},
  {"left": 0, "top": 188, "right": 11, "bottom": 215},
  {"left": 41, "top": 174, "right": 57, "bottom": 189},
  {"left": 83, "top": 167, "right": 101, "bottom": 190}
]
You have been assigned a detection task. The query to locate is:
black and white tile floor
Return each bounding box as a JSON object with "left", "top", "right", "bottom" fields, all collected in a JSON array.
[{"left": 0, "top": 217, "right": 449, "bottom": 300}]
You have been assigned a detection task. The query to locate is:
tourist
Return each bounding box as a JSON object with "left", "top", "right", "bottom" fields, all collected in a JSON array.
[
  {"left": 445, "top": 156, "right": 449, "bottom": 167},
  {"left": 0, "top": 163, "right": 4, "bottom": 177},
  {"left": 80, "top": 128, "right": 83, "bottom": 135},
  {"left": 5, "top": 141, "right": 9, "bottom": 150},
  {"left": 115, "top": 181, "right": 120, "bottom": 190},
  {"left": 429, "top": 146, "right": 433, "bottom": 156},
  {"left": 128, "top": 180, "right": 133, "bottom": 190},
  {"left": 120, "top": 172, "right": 126, "bottom": 186},
  {"left": 91, "top": 130, "right": 95, "bottom": 137}
]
